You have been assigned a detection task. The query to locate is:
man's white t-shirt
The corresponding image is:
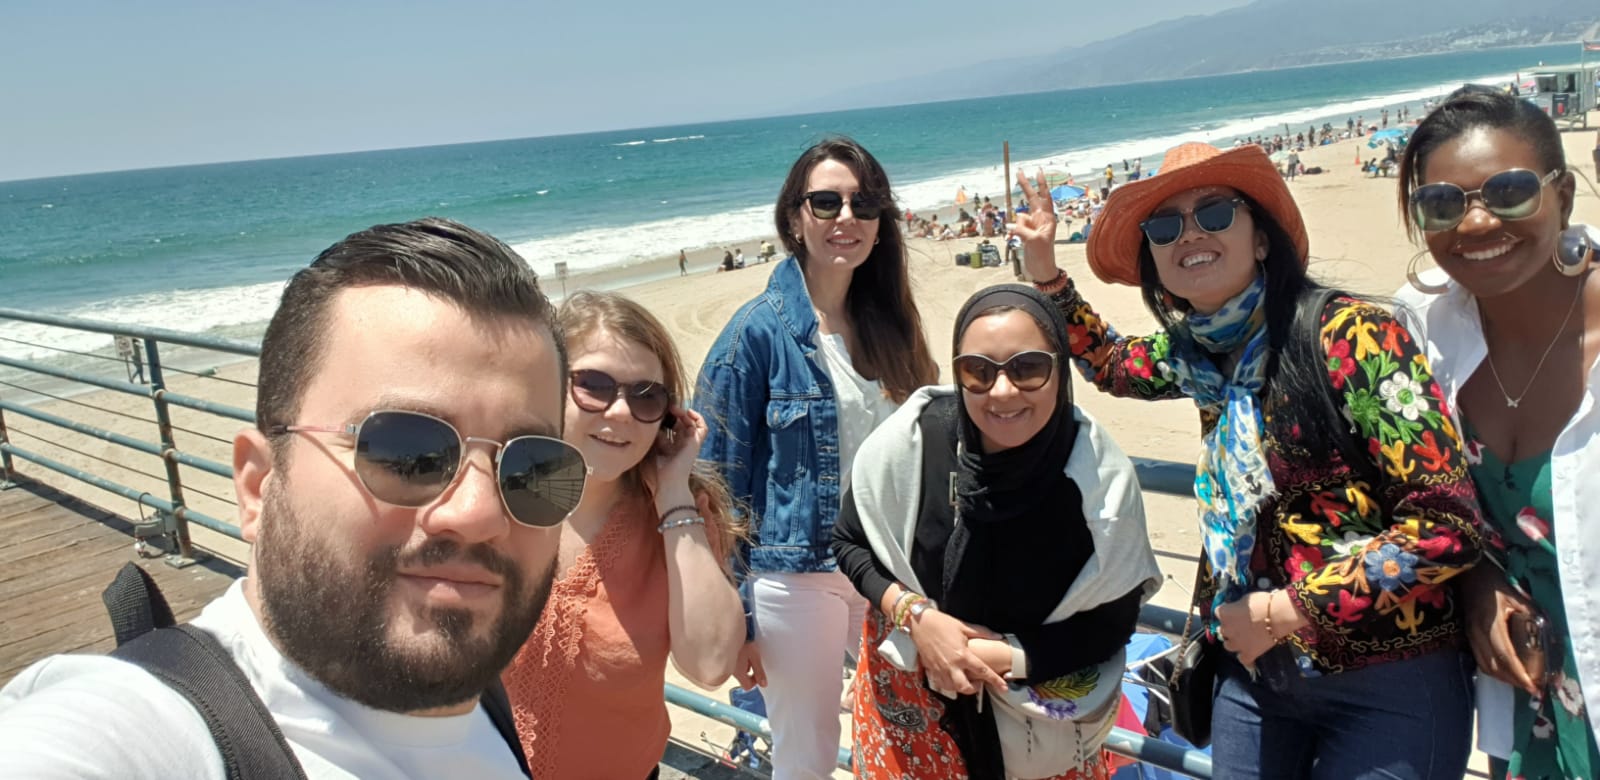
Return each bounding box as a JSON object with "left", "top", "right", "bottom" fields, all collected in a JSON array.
[{"left": 0, "top": 579, "right": 525, "bottom": 779}]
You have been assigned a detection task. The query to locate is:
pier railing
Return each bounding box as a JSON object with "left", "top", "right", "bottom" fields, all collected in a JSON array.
[{"left": 0, "top": 306, "right": 1210, "bottom": 779}]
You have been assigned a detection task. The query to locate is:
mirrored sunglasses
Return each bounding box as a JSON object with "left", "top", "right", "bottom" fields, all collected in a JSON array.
[
  {"left": 1409, "top": 168, "right": 1561, "bottom": 232},
  {"left": 271, "top": 409, "right": 587, "bottom": 528}
]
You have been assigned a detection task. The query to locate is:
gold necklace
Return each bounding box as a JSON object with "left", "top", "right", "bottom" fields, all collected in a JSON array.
[{"left": 1481, "top": 275, "right": 1587, "bottom": 408}]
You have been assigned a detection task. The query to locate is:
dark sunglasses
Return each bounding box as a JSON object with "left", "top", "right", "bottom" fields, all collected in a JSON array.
[
  {"left": 1139, "top": 198, "right": 1246, "bottom": 247},
  {"left": 570, "top": 369, "right": 671, "bottom": 424},
  {"left": 271, "top": 410, "right": 587, "bottom": 528},
  {"left": 1409, "top": 168, "right": 1562, "bottom": 232},
  {"left": 953, "top": 350, "right": 1058, "bottom": 394},
  {"left": 802, "top": 190, "right": 886, "bottom": 221}
]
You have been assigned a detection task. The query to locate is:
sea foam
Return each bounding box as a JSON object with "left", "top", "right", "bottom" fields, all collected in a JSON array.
[
  {"left": 0, "top": 282, "right": 284, "bottom": 362},
  {"left": 512, "top": 67, "right": 1518, "bottom": 275}
]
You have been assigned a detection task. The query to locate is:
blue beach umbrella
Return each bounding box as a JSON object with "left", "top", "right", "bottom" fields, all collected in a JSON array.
[
  {"left": 1367, "top": 128, "right": 1407, "bottom": 147},
  {"left": 1050, "top": 183, "right": 1086, "bottom": 201}
]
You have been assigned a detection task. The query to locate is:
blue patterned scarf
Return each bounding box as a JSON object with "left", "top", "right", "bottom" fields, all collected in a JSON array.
[{"left": 1164, "top": 274, "right": 1274, "bottom": 617}]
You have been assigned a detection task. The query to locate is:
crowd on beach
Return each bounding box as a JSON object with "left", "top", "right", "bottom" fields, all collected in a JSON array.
[{"left": 4, "top": 87, "right": 1600, "bottom": 780}]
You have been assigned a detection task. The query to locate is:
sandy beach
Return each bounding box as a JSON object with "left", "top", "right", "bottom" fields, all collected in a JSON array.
[{"left": 6, "top": 128, "right": 1600, "bottom": 776}]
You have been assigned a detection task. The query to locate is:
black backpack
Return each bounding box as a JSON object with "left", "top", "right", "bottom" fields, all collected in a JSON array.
[{"left": 101, "top": 563, "right": 531, "bottom": 780}]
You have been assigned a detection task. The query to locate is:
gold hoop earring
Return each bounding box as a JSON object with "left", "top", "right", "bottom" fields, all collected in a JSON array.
[{"left": 1406, "top": 249, "right": 1451, "bottom": 295}]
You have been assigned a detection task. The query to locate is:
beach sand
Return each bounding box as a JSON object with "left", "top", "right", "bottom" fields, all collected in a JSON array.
[{"left": 6, "top": 129, "right": 1599, "bottom": 777}]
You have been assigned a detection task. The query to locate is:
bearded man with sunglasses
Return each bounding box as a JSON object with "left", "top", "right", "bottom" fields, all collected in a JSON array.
[{"left": 0, "top": 218, "right": 586, "bottom": 779}]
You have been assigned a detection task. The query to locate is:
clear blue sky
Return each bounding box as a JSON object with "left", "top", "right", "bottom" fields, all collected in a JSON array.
[{"left": 3, "top": 0, "right": 1251, "bottom": 181}]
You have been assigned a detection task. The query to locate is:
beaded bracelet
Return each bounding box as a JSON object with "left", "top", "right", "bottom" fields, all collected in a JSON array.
[
  {"left": 657, "top": 515, "right": 706, "bottom": 533},
  {"left": 1033, "top": 269, "right": 1070, "bottom": 295},
  {"left": 894, "top": 594, "right": 928, "bottom": 630},
  {"left": 1264, "top": 590, "right": 1287, "bottom": 645},
  {"left": 888, "top": 590, "right": 916, "bottom": 626}
]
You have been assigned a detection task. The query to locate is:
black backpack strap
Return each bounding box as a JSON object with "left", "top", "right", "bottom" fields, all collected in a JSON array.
[
  {"left": 102, "top": 562, "right": 177, "bottom": 646},
  {"left": 481, "top": 678, "right": 532, "bottom": 777},
  {"left": 111, "top": 625, "right": 308, "bottom": 780},
  {"left": 101, "top": 563, "right": 525, "bottom": 779},
  {"left": 103, "top": 562, "right": 307, "bottom": 780}
]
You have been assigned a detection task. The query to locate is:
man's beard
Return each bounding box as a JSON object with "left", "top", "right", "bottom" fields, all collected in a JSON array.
[{"left": 254, "top": 483, "right": 554, "bottom": 712}]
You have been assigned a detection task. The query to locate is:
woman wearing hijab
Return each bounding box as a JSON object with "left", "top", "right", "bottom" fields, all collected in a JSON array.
[
  {"left": 832, "top": 284, "right": 1161, "bottom": 779},
  {"left": 1009, "top": 142, "right": 1487, "bottom": 778}
]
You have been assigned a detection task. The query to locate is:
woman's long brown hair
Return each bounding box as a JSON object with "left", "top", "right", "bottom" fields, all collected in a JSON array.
[{"left": 774, "top": 137, "right": 938, "bottom": 402}]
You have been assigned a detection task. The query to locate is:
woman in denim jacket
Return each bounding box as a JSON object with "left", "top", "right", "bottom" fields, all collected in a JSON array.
[{"left": 695, "top": 137, "right": 937, "bottom": 779}]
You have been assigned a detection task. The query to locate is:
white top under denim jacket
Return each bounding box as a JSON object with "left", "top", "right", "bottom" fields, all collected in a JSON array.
[{"left": 1396, "top": 260, "right": 1600, "bottom": 756}]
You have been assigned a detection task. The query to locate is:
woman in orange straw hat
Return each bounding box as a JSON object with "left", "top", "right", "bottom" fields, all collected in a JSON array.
[{"left": 1011, "top": 142, "right": 1487, "bottom": 778}]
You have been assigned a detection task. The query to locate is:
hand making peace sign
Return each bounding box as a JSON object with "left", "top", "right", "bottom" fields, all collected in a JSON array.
[{"left": 1010, "top": 169, "right": 1063, "bottom": 283}]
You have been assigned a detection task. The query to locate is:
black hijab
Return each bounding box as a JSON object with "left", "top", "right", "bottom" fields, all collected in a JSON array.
[
  {"left": 951, "top": 285, "right": 1080, "bottom": 526},
  {"left": 937, "top": 284, "right": 1088, "bottom": 779}
]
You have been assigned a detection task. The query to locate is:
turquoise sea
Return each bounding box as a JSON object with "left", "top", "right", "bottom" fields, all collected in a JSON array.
[{"left": 0, "top": 43, "right": 1578, "bottom": 362}]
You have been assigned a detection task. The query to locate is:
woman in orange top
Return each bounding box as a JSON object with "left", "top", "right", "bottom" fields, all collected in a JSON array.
[{"left": 503, "top": 291, "right": 745, "bottom": 779}]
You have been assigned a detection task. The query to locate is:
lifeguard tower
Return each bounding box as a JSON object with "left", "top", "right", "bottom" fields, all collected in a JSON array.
[{"left": 1523, "top": 61, "right": 1600, "bottom": 129}]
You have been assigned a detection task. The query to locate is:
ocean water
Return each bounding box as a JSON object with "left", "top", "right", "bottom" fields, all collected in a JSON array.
[{"left": 0, "top": 43, "right": 1578, "bottom": 362}]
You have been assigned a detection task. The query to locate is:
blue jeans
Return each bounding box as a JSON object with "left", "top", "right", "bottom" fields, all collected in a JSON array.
[{"left": 1211, "top": 646, "right": 1473, "bottom": 779}]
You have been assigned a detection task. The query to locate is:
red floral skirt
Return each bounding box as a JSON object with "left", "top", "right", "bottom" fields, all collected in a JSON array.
[{"left": 850, "top": 611, "right": 1122, "bottom": 779}]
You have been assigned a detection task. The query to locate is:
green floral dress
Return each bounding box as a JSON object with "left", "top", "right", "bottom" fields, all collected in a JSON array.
[{"left": 1466, "top": 424, "right": 1600, "bottom": 780}]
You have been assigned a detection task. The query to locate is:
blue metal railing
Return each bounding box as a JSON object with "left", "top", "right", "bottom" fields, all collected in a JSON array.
[{"left": 0, "top": 306, "right": 1211, "bottom": 778}]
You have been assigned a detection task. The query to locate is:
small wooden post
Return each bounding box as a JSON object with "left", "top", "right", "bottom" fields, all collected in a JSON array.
[{"left": 1003, "top": 142, "right": 1012, "bottom": 218}]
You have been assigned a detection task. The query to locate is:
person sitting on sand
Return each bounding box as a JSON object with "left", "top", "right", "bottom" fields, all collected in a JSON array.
[{"left": 1011, "top": 142, "right": 1486, "bottom": 777}]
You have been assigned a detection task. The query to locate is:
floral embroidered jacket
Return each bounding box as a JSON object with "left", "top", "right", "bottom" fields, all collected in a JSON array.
[{"left": 1048, "top": 280, "right": 1486, "bottom": 674}]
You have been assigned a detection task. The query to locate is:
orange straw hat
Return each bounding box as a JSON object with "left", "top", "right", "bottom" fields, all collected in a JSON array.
[{"left": 1085, "top": 142, "right": 1310, "bottom": 287}]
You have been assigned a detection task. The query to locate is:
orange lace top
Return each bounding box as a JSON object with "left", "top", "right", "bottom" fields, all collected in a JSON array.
[{"left": 502, "top": 498, "right": 671, "bottom": 779}]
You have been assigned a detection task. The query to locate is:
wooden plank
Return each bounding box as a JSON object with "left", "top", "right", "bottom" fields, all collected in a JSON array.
[
  {"left": 0, "top": 485, "right": 50, "bottom": 514},
  {"left": 0, "top": 477, "right": 237, "bottom": 686},
  {"left": 1, "top": 514, "right": 117, "bottom": 559}
]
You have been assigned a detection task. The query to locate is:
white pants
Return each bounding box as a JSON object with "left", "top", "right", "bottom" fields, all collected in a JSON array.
[{"left": 751, "top": 570, "right": 868, "bottom": 780}]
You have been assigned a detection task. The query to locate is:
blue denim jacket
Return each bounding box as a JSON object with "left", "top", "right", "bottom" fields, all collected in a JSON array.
[{"left": 695, "top": 258, "right": 844, "bottom": 631}]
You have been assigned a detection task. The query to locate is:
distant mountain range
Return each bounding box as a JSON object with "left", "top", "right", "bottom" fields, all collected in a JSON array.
[{"left": 818, "top": 0, "right": 1599, "bottom": 110}]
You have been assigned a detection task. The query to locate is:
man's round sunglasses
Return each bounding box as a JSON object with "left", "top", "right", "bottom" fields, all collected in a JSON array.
[
  {"left": 1140, "top": 197, "right": 1246, "bottom": 247},
  {"left": 270, "top": 410, "right": 588, "bottom": 528},
  {"left": 953, "top": 350, "right": 1059, "bottom": 394},
  {"left": 802, "top": 190, "right": 886, "bottom": 221},
  {"left": 1408, "top": 168, "right": 1561, "bottom": 232},
  {"left": 570, "top": 369, "right": 672, "bottom": 424}
]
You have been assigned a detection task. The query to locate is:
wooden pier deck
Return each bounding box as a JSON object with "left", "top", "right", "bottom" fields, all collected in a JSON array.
[{"left": 0, "top": 476, "right": 239, "bottom": 685}]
